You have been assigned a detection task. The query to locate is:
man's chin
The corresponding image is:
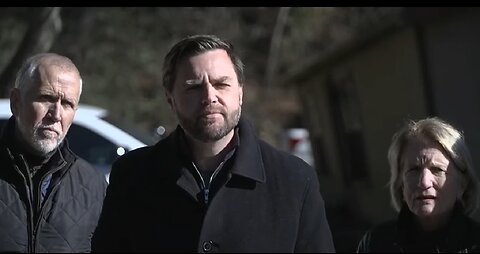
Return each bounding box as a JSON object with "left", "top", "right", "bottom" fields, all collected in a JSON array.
[
  {"left": 198, "top": 117, "right": 224, "bottom": 127},
  {"left": 31, "top": 139, "right": 60, "bottom": 155},
  {"left": 191, "top": 126, "right": 229, "bottom": 142}
]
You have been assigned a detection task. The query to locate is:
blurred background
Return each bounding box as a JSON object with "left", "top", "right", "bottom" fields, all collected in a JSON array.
[{"left": 1, "top": 7, "right": 480, "bottom": 252}]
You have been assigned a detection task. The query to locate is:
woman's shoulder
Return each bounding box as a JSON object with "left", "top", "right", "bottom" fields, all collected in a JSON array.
[
  {"left": 365, "top": 218, "right": 398, "bottom": 237},
  {"left": 356, "top": 218, "right": 399, "bottom": 253}
]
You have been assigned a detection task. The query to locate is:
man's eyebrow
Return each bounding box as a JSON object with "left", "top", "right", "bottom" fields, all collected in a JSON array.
[
  {"left": 210, "top": 76, "right": 231, "bottom": 83},
  {"left": 185, "top": 79, "right": 202, "bottom": 85},
  {"left": 184, "top": 76, "right": 232, "bottom": 85}
]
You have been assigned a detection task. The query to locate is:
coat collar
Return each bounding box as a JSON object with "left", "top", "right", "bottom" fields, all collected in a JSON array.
[
  {"left": 159, "top": 117, "right": 266, "bottom": 184},
  {"left": 229, "top": 117, "right": 265, "bottom": 183},
  {"left": 395, "top": 202, "right": 472, "bottom": 251}
]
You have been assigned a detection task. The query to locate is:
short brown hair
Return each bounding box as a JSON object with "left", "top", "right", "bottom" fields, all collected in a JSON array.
[{"left": 162, "top": 34, "right": 244, "bottom": 92}]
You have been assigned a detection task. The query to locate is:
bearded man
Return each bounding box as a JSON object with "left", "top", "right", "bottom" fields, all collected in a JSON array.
[{"left": 92, "top": 35, "right": 335, "bottom": 253}]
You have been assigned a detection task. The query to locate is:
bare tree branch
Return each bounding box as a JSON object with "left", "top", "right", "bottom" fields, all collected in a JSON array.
[{"left": 0, "top": 7, "right": 62, "bottom": 97}]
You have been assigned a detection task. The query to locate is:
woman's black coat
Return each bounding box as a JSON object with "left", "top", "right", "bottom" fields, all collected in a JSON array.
[{"left": 357, "top": 204, "right": 480, "bottom": 253}]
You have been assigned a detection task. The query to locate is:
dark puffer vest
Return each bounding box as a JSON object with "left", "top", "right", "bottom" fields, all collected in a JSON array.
[{"left": 0, "top": 117, "right": 108, "bottom": 252}]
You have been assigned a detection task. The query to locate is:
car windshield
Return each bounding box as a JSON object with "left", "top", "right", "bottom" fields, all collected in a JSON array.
[{"left": 101, "top": 116, "right": 157, "bottom": 146}]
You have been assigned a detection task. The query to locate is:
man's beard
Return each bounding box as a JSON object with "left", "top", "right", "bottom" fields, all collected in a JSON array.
[
  {"left": 17, "top": 120, "right": 65, "bottom": 155},
  {"left": 177, "top": 106, "right": 241, "bottom": 143}
]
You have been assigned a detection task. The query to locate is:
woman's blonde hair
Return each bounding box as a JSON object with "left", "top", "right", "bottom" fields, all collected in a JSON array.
[{"left": 387, "top": 117, "right": 480, "bottom": 215}]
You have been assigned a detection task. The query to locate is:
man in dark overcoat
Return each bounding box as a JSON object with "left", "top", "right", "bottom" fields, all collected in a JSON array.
[{"left": 92, "top": 34, "right": 335, "bottom": 253}]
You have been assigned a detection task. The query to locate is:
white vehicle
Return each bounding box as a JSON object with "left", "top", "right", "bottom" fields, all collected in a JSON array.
[{"left": 0, "top": 99, "right": 148, "bottom": 182}]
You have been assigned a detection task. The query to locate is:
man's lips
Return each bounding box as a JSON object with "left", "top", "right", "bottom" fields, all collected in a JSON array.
[
  {"left": 200, "top": 111, "right": 223, "bottom": 117},
  {"left": 39, "top": 127, "right": 60, "bottom": 135}
]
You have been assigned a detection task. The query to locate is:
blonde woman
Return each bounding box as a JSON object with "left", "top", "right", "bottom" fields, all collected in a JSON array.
[{"left": 357, "top": 117, "right": 480, "bottom": 252}]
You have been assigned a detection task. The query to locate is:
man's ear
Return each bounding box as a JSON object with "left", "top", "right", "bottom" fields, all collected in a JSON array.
[
  {"left": 239, "top": 86, "right": 243, "bottom": 106},
  {"left": 165, "top": 90, "right": 174, "bottom": 111},
  {"left": 10, "top": 88, "right": 20, "bottom": 116},
  {"left": 457, "top": 175, "right": 468, "bottom": 200}
]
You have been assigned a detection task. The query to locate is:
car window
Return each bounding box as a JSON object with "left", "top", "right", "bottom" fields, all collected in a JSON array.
[
  {"left": 66, "top": 124, "right": 123, "bottom": 175},
  {"left": 0, "top": 119, "right": 6, "bottom": 133},
  {"left": 102, "top": 115, "right": 157, "bottom": 145}
]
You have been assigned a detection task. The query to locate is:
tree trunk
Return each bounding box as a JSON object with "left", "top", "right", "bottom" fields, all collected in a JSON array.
[
  {"left": 0, "top": 7, "right": 62, "bottom": 97},
  {"left": 264, "top": 7, "right": 290, "bottom": 94}
]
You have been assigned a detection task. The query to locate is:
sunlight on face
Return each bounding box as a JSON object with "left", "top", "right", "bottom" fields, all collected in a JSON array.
[
  {"left": 14, "top": 65, "right": 80, "bottom": 155},
  {"left": 401, "top": 137, "right": 465, "bottom": 222},
  {"left": 168, "top": 49, "right": 243, "bottom": 142}
]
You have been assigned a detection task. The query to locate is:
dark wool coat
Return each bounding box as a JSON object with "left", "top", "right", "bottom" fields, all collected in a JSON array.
[
  {"left": 357, "top": 203, "right": 480, "bottom": 253},
  {"left": 0, "top": 117, "right": 108, "bottom": 252},
  {"left": 92, "top": 118, "right": 335, "bottom": 253}
]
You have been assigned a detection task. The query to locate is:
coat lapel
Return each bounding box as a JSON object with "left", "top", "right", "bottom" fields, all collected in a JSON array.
[{"left": 229, "top": 118, "right": 265, "bottom": 183}]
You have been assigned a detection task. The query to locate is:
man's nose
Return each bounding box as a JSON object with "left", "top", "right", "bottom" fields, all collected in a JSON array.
[
  {"left": 48, "top": 100, "right": 62, "bottom": 121},
  {"left": 202, "top": 83, "right": 218, "bottom": 104}
]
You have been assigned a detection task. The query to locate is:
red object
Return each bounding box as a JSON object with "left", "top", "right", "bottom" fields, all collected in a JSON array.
[{"left": 288, "top": 138, "right": 301, "bottom": 150}]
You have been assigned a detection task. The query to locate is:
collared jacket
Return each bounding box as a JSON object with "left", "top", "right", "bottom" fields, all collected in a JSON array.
[
  {"left": 92, "top": 118, "right": 335, "bottom": 253},
  {"left": 356, "top": 203, "right": 480, "bottom": 253},
  {"left": 0, "top": 117, "right": 108, "bottom": 252}
]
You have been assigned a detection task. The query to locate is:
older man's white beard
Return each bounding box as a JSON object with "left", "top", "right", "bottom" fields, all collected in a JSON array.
[
  {"left": 31, "top": 133, "right": 64, "bottom": 155},
  {"left": 19, "top": 122, "right": 64, "bottom": 156}
]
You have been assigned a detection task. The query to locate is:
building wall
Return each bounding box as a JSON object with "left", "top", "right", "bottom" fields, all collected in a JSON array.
[
  {"left": 299, "top": 26, "right": 429, "bottom": 251},
  {"left": 300, "top": 75, "right": 344, "bottom": 206},
  {"left": 295, "top": 8, "right": 480, "bottom": 251},
  {"left": 301, "top": 26, "right": 428, "bottom": 223},
  {"left": 348, "top": 27, "right": 428, "bottom": 222},
  {"left": 422, "top": 8, "right": 480, "bottom": 186}
]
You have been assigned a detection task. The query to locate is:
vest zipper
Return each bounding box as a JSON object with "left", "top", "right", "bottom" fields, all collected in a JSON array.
[
  {"left": 16, "top": 152, "right": 68, "bottom": 253},
  {"left": 32, "top": 160, "right": 68, "bottom": 251},
  {"left": 13, "top": 157, "right": 35, "bottom": 253}
]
